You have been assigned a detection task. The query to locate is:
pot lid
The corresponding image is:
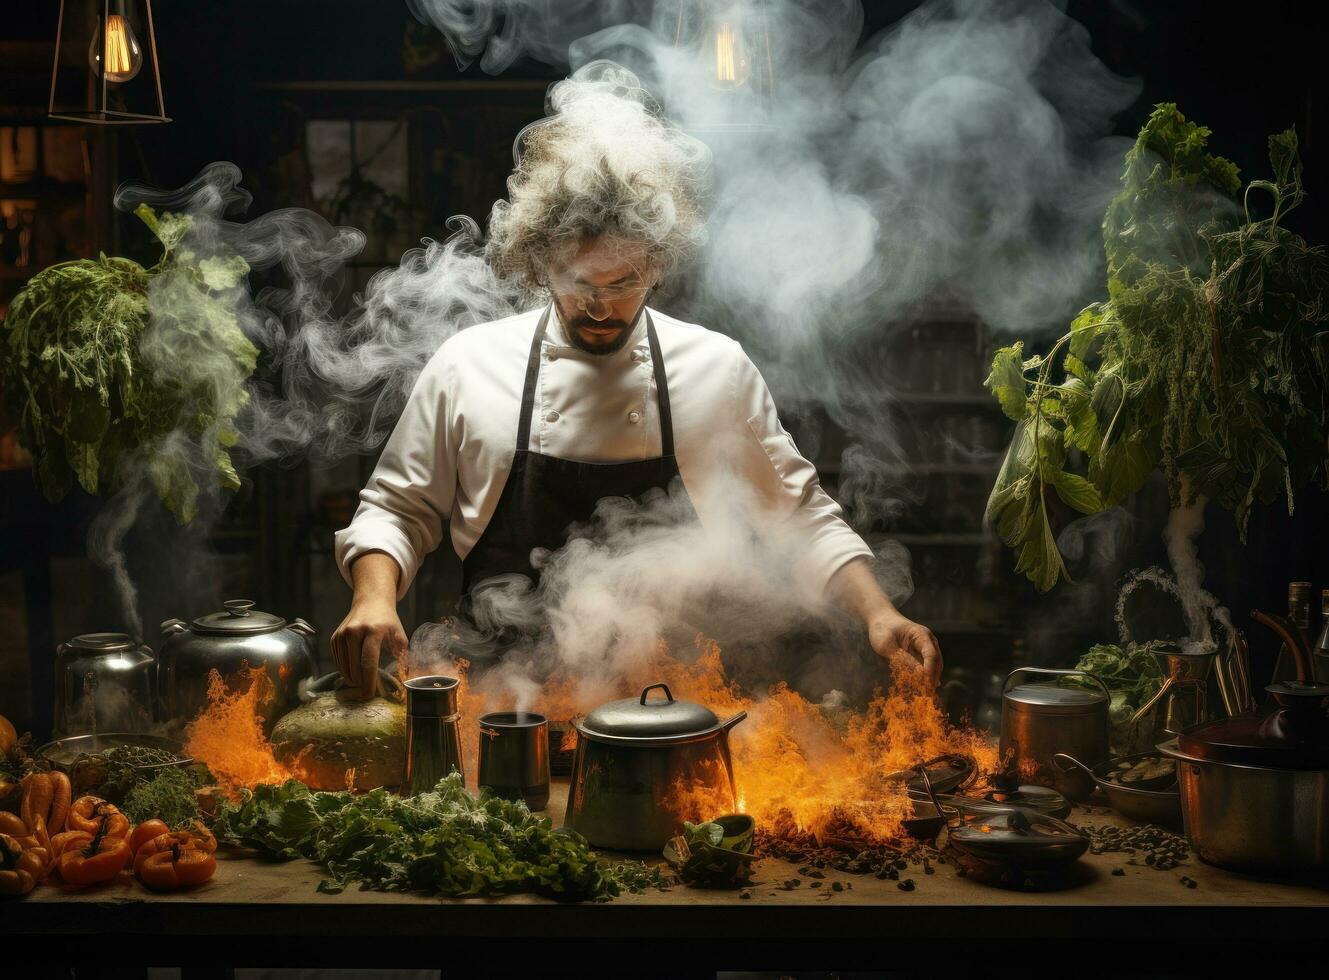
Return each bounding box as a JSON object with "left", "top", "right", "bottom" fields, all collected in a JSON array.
[
  {"left": 1174, "top": 681, "right": 1329, "bottom": 769},
  {"left": 192, "top": 599, "right": 287, "bottom": 636},
  {"left": 580, "top": 683, "right": 720, "bottom": 740},
  {"left": 65, "top": 632, "right": 141, "bottom": 653},
  {"left": 1005, "top": 683, "right": 1106, "bottom": 715},
  {"left": 948, "top": 809, "right": 1089, "bottom": 866}
]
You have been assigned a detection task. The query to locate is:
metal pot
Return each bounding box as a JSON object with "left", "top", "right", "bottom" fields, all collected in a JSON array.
[
  {"left": 1157, "top": 680, "right": 1329, "bottom": 877},
  {"left": 999, "top": 667, "right": 1110, "bottom": 802},
  {"left": 157, "top": 599, "right": 316, "bottom": 733},
  {"left": 53, "top": 633, "right": 156, "bottom": 738},
  {"left": 565, "top": 683, "right": 747, "bottom": 852}
]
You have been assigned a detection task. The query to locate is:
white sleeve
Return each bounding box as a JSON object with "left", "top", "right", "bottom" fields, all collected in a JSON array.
[
  {"left": 730, "top": 344, "right": 874, "bottom": 597},
  {"left": 333, "top": 353, "right": 456, "bottom": 600}
]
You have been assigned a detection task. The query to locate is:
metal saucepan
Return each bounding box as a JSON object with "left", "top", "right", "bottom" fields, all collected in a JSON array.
[{"left": 1053, "top": 751, "right": 1182, "bottom": 828}]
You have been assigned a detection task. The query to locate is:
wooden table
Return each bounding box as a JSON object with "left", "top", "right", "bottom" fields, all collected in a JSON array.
[{"left": 8, "top": 780, "right": 1328, "bottom": 975}]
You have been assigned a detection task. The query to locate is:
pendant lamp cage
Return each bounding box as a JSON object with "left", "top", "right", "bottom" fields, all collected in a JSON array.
[{"left": 48, "top": 0, "right": 169, "bottom": 125}]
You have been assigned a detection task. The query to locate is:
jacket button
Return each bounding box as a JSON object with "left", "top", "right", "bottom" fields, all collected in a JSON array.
[
  {"left": 628, "top": 411, "right": 641, "bottom": 424},
  {"left": 546, "top": 411, "right": 560, "bottom": 422}
]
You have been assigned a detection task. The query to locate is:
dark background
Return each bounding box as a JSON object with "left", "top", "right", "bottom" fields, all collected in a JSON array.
[{"left": 1, "top": 0, "right": 1324, "bottom": 739}]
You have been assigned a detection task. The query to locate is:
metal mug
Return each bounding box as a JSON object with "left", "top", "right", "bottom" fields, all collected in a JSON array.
[
  {"left": 999, "top": 667, "right": 1110, "bottom": 801},
  {"left": 478, "top": 711, "right": 550, "bottom": 811}
]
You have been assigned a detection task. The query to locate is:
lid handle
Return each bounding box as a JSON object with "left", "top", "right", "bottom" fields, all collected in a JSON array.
[
  {"left": 224, "top": 599, "right": 256, "bottom": 618},
  {"left": 640, "top": 683, "right": 675, "bottom": 706},
  {"left": 1002, "top": 667, "right": 1110, "bottom": 702}
]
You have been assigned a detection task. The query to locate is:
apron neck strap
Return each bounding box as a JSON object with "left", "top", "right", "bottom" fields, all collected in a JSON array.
[{"left": 516, "top": 304, "right": 676, "bottom": 456}]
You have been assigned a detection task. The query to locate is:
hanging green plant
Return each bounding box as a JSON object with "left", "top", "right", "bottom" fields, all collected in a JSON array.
[
  {"left": 0, "top": 204, "right": 257, "bottom": 523},
  {"left": 985, "top": 103, "right": 1329, "bottom": 591}
]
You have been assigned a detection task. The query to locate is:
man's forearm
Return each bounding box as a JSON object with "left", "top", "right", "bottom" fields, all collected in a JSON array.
[
  {"left": 349, "top": 551, "right": 402, "bottom": 607},
  {"left": 827, "top": 556, "right": 898, "bottom": 626}
]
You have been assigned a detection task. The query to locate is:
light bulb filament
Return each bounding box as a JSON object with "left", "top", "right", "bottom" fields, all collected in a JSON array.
[
  {"left": 105, "top": 15, "right": 133, "bottom": 77},
  {"left": 715, "top": 22, "right": 739, "bottom": 84}
]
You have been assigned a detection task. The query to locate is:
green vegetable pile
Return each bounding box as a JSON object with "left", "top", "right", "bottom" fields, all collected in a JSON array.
[
  {"left": 985, "top": 104, "right": 1329, "bottom": 590},
  {"left": 213, "top": 774, "right": 667, "bottom": 902},
  {"left": 1070, "top": 642, "right": 1165, "bottom": 756},
  {"left": 120, "top": 766, "right": 208, "bottom": 828},
  {"left": 0, "top": 204, "right": 257, "bottom": 522}
]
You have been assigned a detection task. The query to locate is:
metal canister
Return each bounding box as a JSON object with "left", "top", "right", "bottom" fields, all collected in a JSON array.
[
  {"left": 478, "top": 711, "right": 550, "bottom": 811},
  {"left": 999, "top": 667, "right": 1110, "bottom": 801},
  {"left": 401, "top": 675, "right": 464, "bottom": 796},
  {"left": 53, "top": 633, "right": 156, "bottom": 738}
]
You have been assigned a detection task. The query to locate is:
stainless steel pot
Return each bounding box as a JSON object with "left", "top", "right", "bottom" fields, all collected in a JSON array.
[
  {"left": 1159, "top": 739, "right": 1329, "bottom": 875},
  {"left": 999, "top": 667, "right": 1110, "bottom": 801},
  {"left": 157, "top": 599, "right": 316, "bottom": 732},
  {"left": 53, "top": 633, "right": 156, "bottom": 738},
  {"left": 1157, "top": 680, "right": 1329, "bottom": 877},
  {"left": 565, "top": 683, "right": 747, "bottom": 852}
]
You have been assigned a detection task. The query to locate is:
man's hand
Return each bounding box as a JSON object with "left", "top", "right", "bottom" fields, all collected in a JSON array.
[
  {"left": 330, "top": 552, "right": 407, "bottom": 699},
  {"left": 828, "top": 557, "right": 944, "bottom": 687},
  {"left": 868, "top": 611, "right": 942, "bottom": 688}
]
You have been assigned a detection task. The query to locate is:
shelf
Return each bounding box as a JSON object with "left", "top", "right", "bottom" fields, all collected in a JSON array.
[
  {"left": 891, "top": 393, "right": 1000, "bottom": 407},
  {"left": 870, "top": 532, "right": 994, "bottom": 547},
  {"left": 817, "top": 462, "right": 998, "bottom": 477},
  {"left": 253, "top": 80, "right": 550, "bottom": 93}
]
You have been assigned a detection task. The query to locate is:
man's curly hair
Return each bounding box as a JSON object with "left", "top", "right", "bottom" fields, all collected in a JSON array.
[{"left": 485, "top": 62, "right": 711, "bottom": 290}]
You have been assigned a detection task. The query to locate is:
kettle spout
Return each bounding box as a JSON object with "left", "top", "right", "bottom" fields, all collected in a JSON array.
[{"left": 1251, "top": 608, "right": 1314, "bottom": 682}]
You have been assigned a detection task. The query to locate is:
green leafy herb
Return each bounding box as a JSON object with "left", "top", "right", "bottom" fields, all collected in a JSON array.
[
  {"left": 985, "top": 104, "right": 1329, "bottom": 590},
  {"left": 213, "top": 774, "right": 666, "bottom": 902},
  {"left": 1069, "top": 642, "right": 1166, "bottom": 755},
  {"left": 119, "top": 765, "right": 207, "bottom": 828},
  {"left": 662, "top": 817, "right": 756, "bottom": 887},
  {"left": 0, "top": 204, "right": 257, "bottom": 522}
]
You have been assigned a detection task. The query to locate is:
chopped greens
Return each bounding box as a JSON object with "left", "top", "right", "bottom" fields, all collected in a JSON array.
[
  {"left": 985, "top": 104, "right": 1329, "bottom": 590},
  {"left": 0, "top": 204, "right": 257, "bottom": 523},
  {"left": 213, "top": 774, "right": 667, "bottom": 902}
]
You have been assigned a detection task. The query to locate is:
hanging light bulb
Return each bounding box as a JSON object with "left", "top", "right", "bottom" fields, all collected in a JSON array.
[
  {"left": 89, "top": 12, "right": 144, "bottom": 83},
  {"left": 704, "top": 13, "right": 752, "bottom": 89}
]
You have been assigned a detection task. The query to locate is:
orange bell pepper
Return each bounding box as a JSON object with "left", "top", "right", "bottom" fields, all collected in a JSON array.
[
  {"left": 56, "top": 818, "right": 130, "bottom": 886},
  {"left": 47, "top": 771, "right": 71, "bottom": 834},
  {"left": 0, "top": 833, "right": 47, "bottom": 896},
  {"left": 128, "top": 819, "right": 171, "bottom": 856},
  {"left": 67, "top": 796, "right": 129, "bottom": 840},
  {"left": 137, "top": 841, "right": 217, "bottom": 891}
]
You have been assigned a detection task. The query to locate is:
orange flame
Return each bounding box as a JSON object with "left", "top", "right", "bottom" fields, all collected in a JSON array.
[{"left": 183, "top": 666, "right": 303, "bottom": 796}]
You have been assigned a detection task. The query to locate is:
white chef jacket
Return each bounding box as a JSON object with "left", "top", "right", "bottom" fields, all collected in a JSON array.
[{"left": 334, "top": 304, "right": 873, "bottom": 600}]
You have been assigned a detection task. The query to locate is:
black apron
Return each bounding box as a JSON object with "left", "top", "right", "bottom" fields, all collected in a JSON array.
[{"left": 456, "top": 304, "right": 695, "bottom": 652}]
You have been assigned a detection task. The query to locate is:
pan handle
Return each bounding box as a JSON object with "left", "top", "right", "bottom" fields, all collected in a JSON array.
[
  {"left": 639, "top": 683, "right": 675, "bottom": 705},
  {"left": 1002, "top": 667, "right": 1111, "bottom": 702},
  {"left": 719, "top": 710, "right": 748, "bottom": 733},
  {"left": 1052, "top": 752, "right": 1097, "bottom": 779}
]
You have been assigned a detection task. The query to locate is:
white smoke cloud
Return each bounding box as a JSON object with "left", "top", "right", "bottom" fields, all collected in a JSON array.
[{"left": 83, "top": 2, "right": 1142, "bottom": 697}]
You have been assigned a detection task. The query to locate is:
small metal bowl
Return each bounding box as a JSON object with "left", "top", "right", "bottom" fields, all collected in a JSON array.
[{"left": 36, "top": 732, "right": 191, "bottom": 795}]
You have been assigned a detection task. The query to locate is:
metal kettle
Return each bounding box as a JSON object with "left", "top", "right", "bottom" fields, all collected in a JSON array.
[
  {"left": 53, "top": 633, "right": 156, "bottom": 738},
  {"left": 157, "top": 599, "right": 316, "bottom": 733}
]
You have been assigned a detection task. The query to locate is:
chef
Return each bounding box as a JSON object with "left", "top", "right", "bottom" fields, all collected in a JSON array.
[{"left": 331, "top": 66, "right": 942, "bottom": 696}]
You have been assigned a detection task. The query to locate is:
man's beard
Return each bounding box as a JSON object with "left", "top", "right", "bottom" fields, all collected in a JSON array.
[{"left": 552, "top": 295, "right": 648, "bottom": 355}]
